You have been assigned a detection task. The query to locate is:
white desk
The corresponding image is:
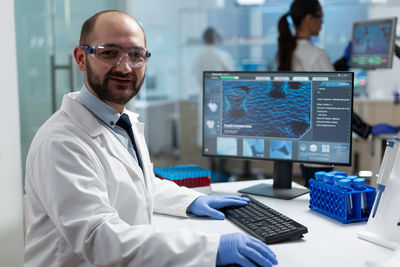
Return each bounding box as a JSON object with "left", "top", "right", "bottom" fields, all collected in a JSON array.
[{"left": 153, "top": 180, "right": 396, "bottom": 267}]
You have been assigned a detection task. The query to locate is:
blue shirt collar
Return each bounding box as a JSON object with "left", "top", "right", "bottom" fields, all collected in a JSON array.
[{"left": 76, "top": 85, "right": 121, "bottom": 128}]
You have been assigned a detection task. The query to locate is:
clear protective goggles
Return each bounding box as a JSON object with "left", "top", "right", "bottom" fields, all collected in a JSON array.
[{"left": 81, "top": 43, "right": 151, "bottom": 69}]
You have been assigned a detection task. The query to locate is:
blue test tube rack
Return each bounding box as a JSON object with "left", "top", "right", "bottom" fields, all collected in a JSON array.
[{"left": 309, "top": 179, "right": 376, "bottom": 224}]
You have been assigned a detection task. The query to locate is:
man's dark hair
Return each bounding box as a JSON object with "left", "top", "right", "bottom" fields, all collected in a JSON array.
[{"left": 79, "top": 10, "right": 146, "bottom": 46}]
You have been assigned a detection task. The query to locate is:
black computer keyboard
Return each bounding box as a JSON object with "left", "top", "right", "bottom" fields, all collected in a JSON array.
[{"left": 222, "top": 194, "right": 308, "bottom": 244}]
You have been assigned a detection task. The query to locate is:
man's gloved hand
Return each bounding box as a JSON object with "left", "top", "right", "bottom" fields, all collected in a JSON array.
[
  {"left": 216, "top": 233, "right": 278, "bottom": 267},
  {"left": 187, "top": 195, "right": 249, "bottom": 220},
  {"left": 371, "top": 123, "right": 399, "bottom": 136}
]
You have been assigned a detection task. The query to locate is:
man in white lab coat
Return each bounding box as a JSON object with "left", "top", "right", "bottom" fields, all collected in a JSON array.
[{"left": 24, "top": 10, "right": 277, "bottom": 267}]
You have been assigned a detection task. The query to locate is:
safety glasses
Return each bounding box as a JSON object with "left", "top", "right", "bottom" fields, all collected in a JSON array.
[{"left": 81, "top": 43, "right": 151, "bottom": 69}]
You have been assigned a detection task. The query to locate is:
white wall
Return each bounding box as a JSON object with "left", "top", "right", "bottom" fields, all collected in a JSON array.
[{"left": 0, "top": 1, "right": 25, "bottom": 267}]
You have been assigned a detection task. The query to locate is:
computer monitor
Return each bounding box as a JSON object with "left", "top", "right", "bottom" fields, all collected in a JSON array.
[
  {"left": 350, "top": 17, "right": 397, "bottom": 69},
  {"left": 203, "top": 71, "right": 354, "bottom": 199}
]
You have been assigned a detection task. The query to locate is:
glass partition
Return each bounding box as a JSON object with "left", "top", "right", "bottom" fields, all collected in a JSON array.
[{"left": 15, "top": 0, "right": 125, "bottom": 178}]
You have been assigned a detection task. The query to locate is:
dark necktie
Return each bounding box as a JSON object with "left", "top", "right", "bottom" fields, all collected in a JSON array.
[{"left": 116, "top": 113, "right": 143, "bottom": 170}]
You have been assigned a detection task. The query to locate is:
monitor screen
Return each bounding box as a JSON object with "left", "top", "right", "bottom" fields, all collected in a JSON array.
[
  {"left": 202, "top": 71, "right": 354, "bottom": 199},
  {"left": 350, "top": 17, "right": 397, "bottom": 69}
]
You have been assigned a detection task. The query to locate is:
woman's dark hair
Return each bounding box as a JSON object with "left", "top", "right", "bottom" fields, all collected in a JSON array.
[{"left": 277, "top": 0, "right": 321, "bottom": 70}]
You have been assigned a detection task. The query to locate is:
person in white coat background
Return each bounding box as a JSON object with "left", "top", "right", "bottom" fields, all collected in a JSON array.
[
  {"left": 277, "top": 0, "right": 332, "bottom": 72},
  {"left": 194, "top": 27, "right": 234, "bottom": 147},
  {"left": 24, "top": 10, "right": 278, "bottom": 267},
  {"left": 193, "top": 27, "right": 234, "bottom": 181},
  {"left": 276, "top": 0, "right": 398, "bottom": 186}
]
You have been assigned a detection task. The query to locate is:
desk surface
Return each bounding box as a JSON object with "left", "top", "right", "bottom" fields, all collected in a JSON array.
[{"left": 153, "top": 180, "right": 395, "bottom": 267}]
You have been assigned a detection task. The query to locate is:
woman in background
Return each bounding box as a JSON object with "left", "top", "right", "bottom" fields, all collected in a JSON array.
[
  {"left": 277, "top": 0, "right": 335, "bottom": 72},
  {"left": 276, "top": 0, "right": 398, "bottom": 184}
]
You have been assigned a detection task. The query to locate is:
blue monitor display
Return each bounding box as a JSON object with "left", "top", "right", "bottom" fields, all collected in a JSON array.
[
  {"left": 350, "top": 17, "right": 397, "bottom": 69},
  {"left": 203, "top": 71, "right": 354, "bottom": 199},
  {"left": 203, "top": 71, "right": 353, "bottom": 165}
]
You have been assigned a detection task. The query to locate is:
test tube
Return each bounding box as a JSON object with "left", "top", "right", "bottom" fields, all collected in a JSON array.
[
  {"left": 353, "top": 178, "right": 368, "bottom": 217},
  {"left": 323, "top": 173, "right": 335, "bottom": 185},
  {"left": 333, "top": 175, "right": 346, "bottom": 186},
  {"left": 336, "top": 171, "right": 348, "bottom": 177},
  {"left": 347, "top": 175, "right": 358, "bottom": 181},
  {"left": 338, "top": 178, "right": 353, "bottom": 217},
  {"left": 315, "top": 171, "right": 327, "bottom": 181}
]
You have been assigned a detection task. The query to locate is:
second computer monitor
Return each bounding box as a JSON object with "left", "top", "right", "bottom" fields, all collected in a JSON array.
[{"left": 350, "top": 17, "right": 397, "bottom": 69}]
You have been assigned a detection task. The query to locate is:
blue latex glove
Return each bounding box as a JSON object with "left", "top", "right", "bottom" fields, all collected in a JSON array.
[
  {"left": 371, "top": 123, "right": 399, "bottom": 136},
  {"left": 187, "top": 195, "right": 249, "bottom": 220},
  {"left": 343, "top": 41, "right": 352, "bottom": 63},
  {"left": 216, "top": 233, "right": 278, "bottom": 267}
]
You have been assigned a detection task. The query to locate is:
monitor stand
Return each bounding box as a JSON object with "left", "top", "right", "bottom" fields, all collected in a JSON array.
[
  {"left": 238, "top": 161, "right": 309, "bottom": 200},
  {"left": 236, "top": 160, "right": 264, "bottom": 180}
]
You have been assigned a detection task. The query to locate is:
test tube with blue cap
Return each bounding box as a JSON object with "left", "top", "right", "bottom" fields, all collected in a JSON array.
[
  {"left": 352, "top": 178, "right": 368, "bottom": 217},
  {"left": 315, "top": 171, "right": 326, "bottom": 181},
  {"left": 337, "top": 178, "right": 353, "bottom": 217},
  {"left": 372, "top": 137, "right": 400, "bottom": 218},
  {"left": 323, "top": 173, "right": 335, "bottom": 185},
  {"left": 333, "top": 175, "right": 346, "bottom": 186},
  {"left": 335, "top": 171, "right": 348, "bottom": 177},
  {"left": 347, "top": 175, "right": 358, "bottom": 181}
]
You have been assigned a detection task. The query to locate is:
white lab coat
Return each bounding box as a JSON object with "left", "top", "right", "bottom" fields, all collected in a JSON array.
[
  {"left": 292, "top": 39, "right": 334, "bottom": 71},
  {"left": 193, "top": 45, "right": 234, "bottom": 86},
  {"left": 193, "top": 45, "right": 234, "bottom": 147},
  {"left": 24, "top": 92, "right": 220, "bottom": 267}
]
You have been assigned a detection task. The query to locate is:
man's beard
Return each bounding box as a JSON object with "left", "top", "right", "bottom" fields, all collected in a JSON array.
[{"left": 86, "top": 60, "right": 145, "bottom": 105}]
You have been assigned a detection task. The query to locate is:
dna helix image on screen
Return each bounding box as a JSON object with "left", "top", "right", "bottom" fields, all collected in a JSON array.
[{"left": 222, "top": 80, "right": 311, "bottom": 139}]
